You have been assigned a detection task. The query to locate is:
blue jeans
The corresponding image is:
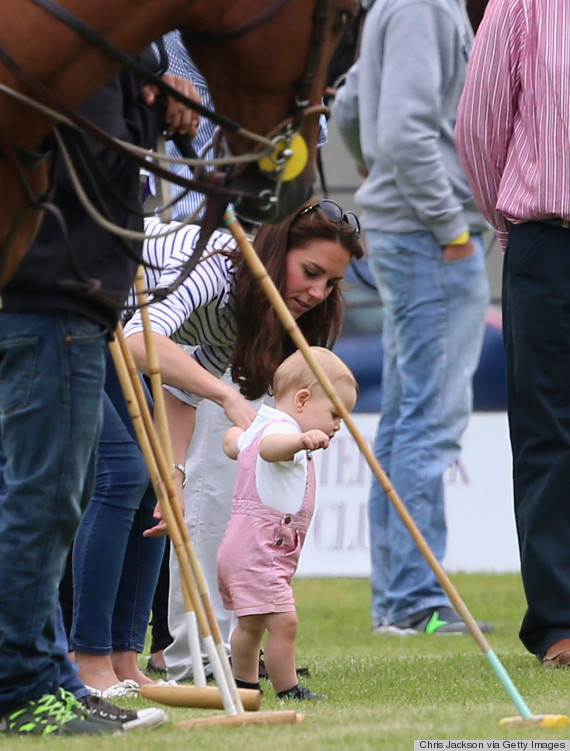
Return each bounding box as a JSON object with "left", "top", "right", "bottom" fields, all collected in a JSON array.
[
  {"left": 54, "top": 600, "right": 89, "bottom": 700},
  {"left": 366, "top": 231, "right": 489, "bottom": 625},
  {"left": 71, "top": 355, "right": 164, "bottom": 654},
  {"left": 0, "top": 313, "right": 106, "bottom": 714}
]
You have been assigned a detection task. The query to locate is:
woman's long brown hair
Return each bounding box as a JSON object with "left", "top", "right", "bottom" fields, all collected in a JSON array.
[{"left": 228, "top": 205, "right": 364, "bottom": 400}]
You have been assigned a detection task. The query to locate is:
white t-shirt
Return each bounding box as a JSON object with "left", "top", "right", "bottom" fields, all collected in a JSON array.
[{"left": 238, "top": 404, "right": 309, "bottom": 514}]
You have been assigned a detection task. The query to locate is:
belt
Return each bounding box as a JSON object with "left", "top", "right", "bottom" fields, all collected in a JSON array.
[{"left": 541, "top": 218, "right": 570, "bottom": 229}]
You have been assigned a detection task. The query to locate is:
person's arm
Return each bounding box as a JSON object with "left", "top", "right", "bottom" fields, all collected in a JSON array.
[
  {"left": 455, "top": 0, "right": 521, "bottom": 248},
  {"left": 126, "top": 331, "right": 256, "bottom": 430},
  {"left": 259, "top": 429, "right": 330, "bottom": 463},
  {"left": 223, "top": 426, "right": 243, "bottom": 460},
  {"left": 331, "top": 61, "right": 366, "bottom": 171},
  {"left": 143, "top": 389, "right": 196, "bottom": 538},
  {"left": 141, "top": 73, "right": 202, "bottom": 139},
  {"left": 378, "top": 5, "right": 469, "bottom": 245}
]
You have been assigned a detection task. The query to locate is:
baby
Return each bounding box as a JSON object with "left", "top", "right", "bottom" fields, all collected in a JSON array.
[{"left": 217, "top": 347, "right": 358, "bottom": 700}]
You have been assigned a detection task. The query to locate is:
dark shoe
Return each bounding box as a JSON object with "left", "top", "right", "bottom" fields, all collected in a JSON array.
[
  {"left": 0, "top": 693, "right": 120, "bottom": 735},
  {"left": 543, "top": 639, "right": 570, "bottom": 668},
  {"left": 146, "top": 656, "right": 167, "bottom": 677},
  {"left": 78, "top": 694, "right": 167, "bottom": 730},
  {"left": 388, "top": 606, "right": 494, "bottom": 635},
  {"left": 258, "top": 650, "right": 310, "bottom": 680},
  {"left": 58, "top": 689, "right": 122, "bottom": 731},
  {"left": 276, "top": 684, "right": 327, "bottom": 701}
]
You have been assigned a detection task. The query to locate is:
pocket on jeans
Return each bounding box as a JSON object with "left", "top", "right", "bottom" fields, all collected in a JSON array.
[
  {"left": 0, "top": 338, "right": 38, "bottom": 415},
  {"left": 67, "top": 315, "right": 106, "bottom": 343},
  {"left": 442, "top": 246, "right": 475, "bottom": 264}
]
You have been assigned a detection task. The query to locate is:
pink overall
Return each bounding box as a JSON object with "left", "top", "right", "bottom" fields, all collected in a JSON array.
[{"left": 217, "top": 426, "right": 315, "bottom": 617}]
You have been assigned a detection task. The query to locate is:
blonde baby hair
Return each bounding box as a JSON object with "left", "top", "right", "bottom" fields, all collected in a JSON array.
[{"left": 272, "top": 346, "right": 358, "bottom": 400}]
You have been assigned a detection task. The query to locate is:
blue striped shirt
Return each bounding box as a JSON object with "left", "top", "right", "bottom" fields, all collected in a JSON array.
[{"left": 163, "top": 31, "right": 216, "bottom": 221}]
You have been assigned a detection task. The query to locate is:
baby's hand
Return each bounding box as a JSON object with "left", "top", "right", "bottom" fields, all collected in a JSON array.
[{"left": 300, "top": 429, "right": 330, "bottom": 451}]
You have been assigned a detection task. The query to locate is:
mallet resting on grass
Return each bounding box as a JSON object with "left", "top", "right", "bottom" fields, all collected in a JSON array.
[{"left": 224, "top": 208, "right": 570, "bottom": 730}]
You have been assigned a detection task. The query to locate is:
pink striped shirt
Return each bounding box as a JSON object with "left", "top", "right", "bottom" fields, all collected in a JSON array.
[{"left": 455, "top": 0, "right": 570, "bottom": 249}]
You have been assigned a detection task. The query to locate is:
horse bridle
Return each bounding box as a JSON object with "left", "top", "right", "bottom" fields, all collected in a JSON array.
[
  {"left": 21, "top": 0, "right": 333, "bottom": 186},
  {"left": 0, "top": 0, "right": 350, "bottom": 304}
]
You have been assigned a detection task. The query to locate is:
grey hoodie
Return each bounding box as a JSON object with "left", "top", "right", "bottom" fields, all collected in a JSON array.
[{"left": 332, "top": 0, "right": 487, "bottom": 244}]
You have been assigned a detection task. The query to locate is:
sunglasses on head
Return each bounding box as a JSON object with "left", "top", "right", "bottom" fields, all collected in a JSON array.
[{"left": 298, "top": 199, "right": 361, "bottom": 237}]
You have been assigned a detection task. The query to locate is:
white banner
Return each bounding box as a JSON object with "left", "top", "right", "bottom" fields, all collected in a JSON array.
[{"left": 297, "top": 412, "right": 519, "bottom": 577}]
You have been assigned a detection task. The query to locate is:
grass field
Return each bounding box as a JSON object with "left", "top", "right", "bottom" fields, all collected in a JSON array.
[{"left": 14, "top": 574, "right": 570, "bottom": 750}]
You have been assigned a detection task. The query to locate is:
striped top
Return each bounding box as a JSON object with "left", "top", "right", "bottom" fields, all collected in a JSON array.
[
  {"left": 123, "top": 217, "right": 239, "bottom": 405},
  {"left": 455, "top": 0, "right": 570, "bottom": 249}
]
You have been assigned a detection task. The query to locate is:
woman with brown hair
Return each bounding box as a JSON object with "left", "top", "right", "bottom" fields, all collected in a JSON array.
[
  {"left": 71, "top": 200, "right": 363, "bottom": 695},
  {"left": 125, "top": 200, "right": 363, "bottom": 494}
]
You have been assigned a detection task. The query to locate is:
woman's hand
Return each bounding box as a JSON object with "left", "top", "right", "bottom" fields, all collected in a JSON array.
[
  {"left": 142, "top": 464, "right": 187, "bottom": 538},
  {"left": 220, "top": 388, "right": 257, "bottom": 430},
  {"left": 141, "top": 392, "right": 196, "bottom": 539},
  {"left": 143, "top": 501, "right": 169, "bottom": 538}
]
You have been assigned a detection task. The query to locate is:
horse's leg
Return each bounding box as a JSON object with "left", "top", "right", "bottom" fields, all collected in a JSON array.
[{"left": 0, "top": 160, "right": 47, "bottom": 289}]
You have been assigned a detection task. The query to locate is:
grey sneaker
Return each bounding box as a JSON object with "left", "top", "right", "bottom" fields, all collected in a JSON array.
[
  {"left": 78, "top": 694, "right": 167, "bottom": 731},
  {"left": 388, "top": 606, "right": 493, "bottom": 636}
]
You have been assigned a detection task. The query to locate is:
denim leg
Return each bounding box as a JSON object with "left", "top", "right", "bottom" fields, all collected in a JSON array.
[
  {"left": 0, "top": 313, "right": 106, "bottom": 714},
  {"left": 368, "top": 301, "right": 399, "bottom": 625},
  {"left": 108, "top": 363, "right": 164, "bottom": 653},
  {"left": 366, "top": 231, "right": 488, "bottom": 623},
  {"left": 71, "top": 356, "right": 163, "bottom": 654},
  {"left": 54, "top": 599, "right": 89, "bottom": 699},
  {"left": 111, "top": 484, "right": 165, "bottom": 652}
]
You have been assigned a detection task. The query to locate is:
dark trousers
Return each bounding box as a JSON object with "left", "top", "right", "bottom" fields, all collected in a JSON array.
[
  {"left": 503, "top": 221, "right": 570, "bottom": 658},
  {"left": 149, "top": 539, "right": 173, "bottom": 655}
]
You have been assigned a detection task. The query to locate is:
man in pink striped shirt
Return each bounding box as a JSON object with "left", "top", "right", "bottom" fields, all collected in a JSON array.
[{"left": 455, "top": 0, "right": 570, "bottom": 669}]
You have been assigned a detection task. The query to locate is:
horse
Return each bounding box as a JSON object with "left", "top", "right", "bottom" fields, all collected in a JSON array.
[{"left": 0, "top": 0, "right": 358, "bottom": 288}]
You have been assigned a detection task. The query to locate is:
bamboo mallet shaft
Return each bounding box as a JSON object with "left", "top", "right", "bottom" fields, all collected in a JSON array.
[
  {"left": 133, "top": 268, "right": 206, "bottom": 685},
  {"left": 109, "top": 330, "right": 210, "bottom": 641},
  {"left": 224, "top": 209, "right": 490, "bottom": 653},
  {"left": 117, "top": 314, "right": 244, "bottom": 714},
  {"left": 110, "top": 329, "right": 242, "bottom": 715},
  {"left": 131, "top": 277, "right": 243, "bottom": 710},
  {"left": 226, "top": 209, "right": 558, "bottom": 723}
]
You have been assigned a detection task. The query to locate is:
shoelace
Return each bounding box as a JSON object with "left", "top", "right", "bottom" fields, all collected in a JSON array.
[
  {"left": 58, "top": 689, "right": 89, "bottom": 720},
  {"left": 9, "top": 694, "right": 76, "bottom": 732},
  {"left": 82, "top": 695, "right": 135, "bottom": 722}
]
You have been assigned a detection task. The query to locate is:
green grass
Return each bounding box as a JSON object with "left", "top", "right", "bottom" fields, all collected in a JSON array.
[{"left": 11, "top": 574, "right": 570, "bottom": 750}]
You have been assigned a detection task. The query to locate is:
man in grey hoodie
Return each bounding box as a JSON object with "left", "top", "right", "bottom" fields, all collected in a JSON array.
[{"left": 332, "top": 0, "right": 492, "bottom": 634}]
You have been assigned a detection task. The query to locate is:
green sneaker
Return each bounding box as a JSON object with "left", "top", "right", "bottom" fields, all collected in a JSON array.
[
  {"left": 0, "top": 692, "right": 120, "bottom": 735},
  {"left": 387, "top": 606, "right": 494, "bottom": 635}
]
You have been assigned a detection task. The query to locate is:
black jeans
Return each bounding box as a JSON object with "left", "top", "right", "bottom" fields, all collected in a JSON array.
[{"left": 503, "top": 221, "right": 570, "bottom": 658}]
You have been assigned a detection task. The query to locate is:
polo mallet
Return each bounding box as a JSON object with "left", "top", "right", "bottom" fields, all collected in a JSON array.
[
  {"left": 133, "top": 267, "right": 253, "bottom": 709},
  {"left": 133, "top": 269, "right": 249, "bottom": 709},
  {"left": 111, "top": 319, "right": 303, "bottom": 725},
  {"left": 109, "top": 327, "right": 259, "bottom": 714},
  {"left": 224, "top": 208, "right": 570, "bottom": 729},
  {"left": 133, "top": 268, "right": 206, "bottom": 690}
]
